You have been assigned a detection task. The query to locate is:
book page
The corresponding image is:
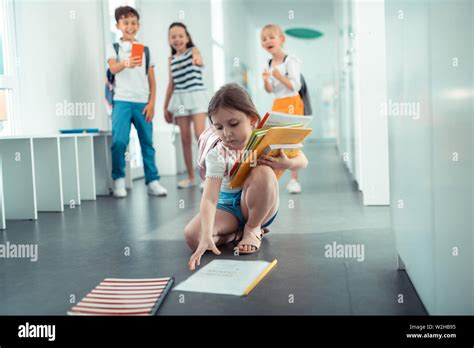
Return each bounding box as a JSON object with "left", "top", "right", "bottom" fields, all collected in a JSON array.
[
  {"left": 173, "top": 260, "right": 270, "bottom": 296},
  {"left": 264, "top": 112, "right": 313, "bottom": 128}
]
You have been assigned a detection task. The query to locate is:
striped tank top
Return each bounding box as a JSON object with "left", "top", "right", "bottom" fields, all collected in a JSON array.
[{"left": 171, "top": 48, "right": 206, "bottom": 93}]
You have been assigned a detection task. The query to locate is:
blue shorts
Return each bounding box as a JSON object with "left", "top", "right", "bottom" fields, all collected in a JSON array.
[{"left": 216, "top": 191, "right": 278, "bottom": 231}]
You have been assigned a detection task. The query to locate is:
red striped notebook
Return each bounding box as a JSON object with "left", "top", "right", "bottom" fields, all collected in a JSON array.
[{"left": 67, "top": 277, "right": 174, "bottom": 316}]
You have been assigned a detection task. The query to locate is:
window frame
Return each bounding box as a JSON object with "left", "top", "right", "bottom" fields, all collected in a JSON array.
[{"left": 0, "top": 0, "right": 20, "bottom": 135}]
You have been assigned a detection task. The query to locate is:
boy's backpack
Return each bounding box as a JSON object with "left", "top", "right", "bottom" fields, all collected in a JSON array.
[
  {"left": 197, "top": 126, "right": 221, "bottom": 180},
  {"left": 269, "top": 55, "right": 312, "bottom": 115},
  {"left": 105, "top": 43, "right": 151, "bottom": 115}
]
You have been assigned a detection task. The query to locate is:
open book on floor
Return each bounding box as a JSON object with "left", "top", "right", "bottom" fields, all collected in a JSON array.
[
  {"left": 173, "top": 259, "right": 278, "bottom": 296},
  {"left": 228, "top": 111, "right": 312, "bottom": 189},
  {"left": 67, "top": 277, "right": 174, "bottom": 316}
]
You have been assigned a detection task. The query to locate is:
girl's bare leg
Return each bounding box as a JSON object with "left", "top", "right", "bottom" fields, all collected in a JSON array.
[
  {"left": 184, "top": 209, "right": 240, "bottom": 251},
  {"left": 239, "top": 165, "right": 279, "bottom": 253},
  {"left": 192, "top": 113, "right": 207, "bottom": 141},
  {"left": 176, "top": 116, "right": 195, "bottom": 182}
]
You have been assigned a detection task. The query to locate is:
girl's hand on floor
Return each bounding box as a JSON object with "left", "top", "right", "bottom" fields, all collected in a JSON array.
[
  {"left": 164, "top": 110, "right": 173, "bottom": 124},
  {"left": 143, "top": 103, "right": 155, "bottom": 122},
  {"left": 188, "top": 236, "right": 221, "bottom": 271},
  {"left": 257, "top": 149, "right": 292, "bottom": 171}
]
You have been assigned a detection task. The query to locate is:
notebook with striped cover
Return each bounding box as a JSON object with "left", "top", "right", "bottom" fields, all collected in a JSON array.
[{"left": 67, "top": 277, "right": 174, "bottom": 316}]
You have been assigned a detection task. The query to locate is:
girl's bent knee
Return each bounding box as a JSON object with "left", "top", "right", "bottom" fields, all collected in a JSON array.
[
  {"left": 184, "top": 226, "right": 199, "bottom": 251},
  {"left": 246, "top": 165, "right": 277, "bottom": 188}
]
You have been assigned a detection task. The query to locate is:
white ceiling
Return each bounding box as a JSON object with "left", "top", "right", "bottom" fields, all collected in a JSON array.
[{"left": 241, "top": 0, "right": 335, "bottom": 28}]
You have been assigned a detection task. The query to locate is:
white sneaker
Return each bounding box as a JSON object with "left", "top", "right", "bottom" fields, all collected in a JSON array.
[
  {"left": 286, "top": 179, "right": 302, "bottom": 194},
  {"left": 148, "top": 180, "right": 168, "bottom": 196},
  {"left": 113, "top": 178, "right": 127, "bottom": 198}
]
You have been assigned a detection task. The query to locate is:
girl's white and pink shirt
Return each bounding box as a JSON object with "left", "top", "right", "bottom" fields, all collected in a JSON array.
[{"left": 204, "top": 142, "right": 241, "bottom": 193}]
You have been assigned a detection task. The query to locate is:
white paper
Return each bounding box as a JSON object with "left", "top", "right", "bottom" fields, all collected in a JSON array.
[
  {"left": 264, "top": 111, "right": 313, "bottom": 127},
  {"left": 173, "top": 259, "right": 271, "bottom": 296}
]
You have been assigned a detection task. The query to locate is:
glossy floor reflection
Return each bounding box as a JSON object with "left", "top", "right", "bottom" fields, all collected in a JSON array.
[{"left": 0, "top": 140, "right": 427, "bottom": 315}]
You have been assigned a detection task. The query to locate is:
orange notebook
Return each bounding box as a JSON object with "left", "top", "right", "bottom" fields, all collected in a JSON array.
[
  {"left": 131, "top": 43, "right": 144, "bottom": 63},
  {"left": 228, "top": 127, "right": 312, "bottom": 189}
]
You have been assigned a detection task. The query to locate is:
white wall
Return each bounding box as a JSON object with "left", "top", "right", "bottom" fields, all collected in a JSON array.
[
  {"left": 140, "top": 0, "right": 213, "bottom": 175},
  {"left": 221, "top": 0, "right": 255, "bottom": 96},
  {"left": 386, "top": 0, "right": 473, "bottom": 314},
  {"left": 334, "top": 0, "right": 389, "bottom": 205},
  {"left": 14, "top": 0, "right": 107, "bottom": 135},
  {"left": 334, "top": 0, "right": 355, "bottom": 175},
  {"left": 351, "top": 0, "right": 389, "bottom": 205}
]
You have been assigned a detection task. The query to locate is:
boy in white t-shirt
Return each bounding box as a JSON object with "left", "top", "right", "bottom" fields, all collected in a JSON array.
[{"left": 106, "top": 6, "right": 167, "bottom": 198}]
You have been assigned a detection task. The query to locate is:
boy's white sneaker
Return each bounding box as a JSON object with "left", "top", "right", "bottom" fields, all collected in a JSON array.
[
  {"left": 113, "top": 178, "right": 127, "bottom": 198},
  {"left": 286, "top": 179, "right": 302, "bottom": 194},
  {"left": 148, "top": 180, "right": 168, "bottom": 196}
]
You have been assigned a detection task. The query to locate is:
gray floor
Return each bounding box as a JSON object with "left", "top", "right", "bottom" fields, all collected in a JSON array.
[{"left": 0, "top": 140, "right": 427, "bottom": 315}]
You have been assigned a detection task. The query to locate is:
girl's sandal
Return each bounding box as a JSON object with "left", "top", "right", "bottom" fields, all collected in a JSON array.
[
  {"left": 231, "top": 228, "right": 268, "bottom": 246},
  {"left": 235, "top": 227, "right": 265, "bottom": 255},
  {"left": 231, "top": 230, "right": 243, "bottom": 245}
]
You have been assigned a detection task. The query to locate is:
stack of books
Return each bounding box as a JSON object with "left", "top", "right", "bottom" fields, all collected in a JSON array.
[
  {"left": 67, "top": 277, "right": 174, "bottom": 316},
  {"left": 229, "top": 111, "right": 313, "bottom": 189}
]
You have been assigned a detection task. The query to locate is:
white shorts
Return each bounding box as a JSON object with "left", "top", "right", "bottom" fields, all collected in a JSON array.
[{"left": 167, "top": 89, "right": 209, "bottom": 117}]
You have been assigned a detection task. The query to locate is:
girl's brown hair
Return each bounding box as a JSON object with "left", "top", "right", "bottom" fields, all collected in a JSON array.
[
  {"left": 208, "top": 83, "right": 261, "bottom": 124},
  {"left": 169, "top": 22, "right": 195, "bottom": 55}
]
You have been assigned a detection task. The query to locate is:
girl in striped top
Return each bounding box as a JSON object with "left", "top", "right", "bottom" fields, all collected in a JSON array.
[{"left": 164, "top": 22, "right": 209, "bottom": 189}]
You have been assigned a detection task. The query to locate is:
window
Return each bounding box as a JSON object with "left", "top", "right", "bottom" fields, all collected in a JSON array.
[
  {"left": 211, "top": 0, "right": 225, "bottom": 92},
  {"left": 0, "top": 0, "right": 19, "bottom": 136}
]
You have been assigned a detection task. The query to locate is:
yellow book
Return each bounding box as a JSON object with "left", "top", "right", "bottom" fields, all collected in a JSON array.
[
  {"left": 229, "top": 127, "right": 312, "bottom": 189},
  {"left": 261, "top": 143, "right": 304, "bottom": 180},
  {"left": 262, "top": 143, "right": 304, "bottom": 158}
]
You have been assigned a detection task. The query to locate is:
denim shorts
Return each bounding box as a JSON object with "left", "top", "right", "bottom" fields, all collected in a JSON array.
[{"left": 216, "top": 191, "right": 278, "bottom": 230}]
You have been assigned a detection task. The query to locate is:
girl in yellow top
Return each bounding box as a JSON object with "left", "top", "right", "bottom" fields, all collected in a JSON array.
[{"left": 261, "top": 24, "right": 305, "bottom": 194}]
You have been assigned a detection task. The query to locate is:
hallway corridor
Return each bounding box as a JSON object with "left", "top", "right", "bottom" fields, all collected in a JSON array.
[{"left": 0, "top": 140, "right": 426, "bottom": 315}]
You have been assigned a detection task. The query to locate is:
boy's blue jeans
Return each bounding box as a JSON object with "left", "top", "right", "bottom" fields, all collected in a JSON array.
[{"left": 111, "top": 101, "right": 160, "bottom": 184}]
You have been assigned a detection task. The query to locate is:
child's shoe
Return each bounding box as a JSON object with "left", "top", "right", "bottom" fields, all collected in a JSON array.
[
  {"left": 113, "top": 178, "right": 127, "bottom": 198},
  {"left": 148, "top": 180, "right": 168, "bottom": 196},
  {"left": 177, "top": 178, "right": 197, "bottom": 189},
  {"left": 286, "top": 179, "right": 302, "bottom": 194}
]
